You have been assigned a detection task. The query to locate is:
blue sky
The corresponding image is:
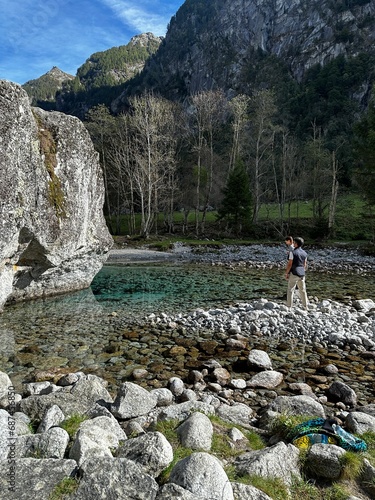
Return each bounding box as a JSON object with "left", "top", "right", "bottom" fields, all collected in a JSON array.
[{"left": 0, "top": 0, "right": 185, "bottom": 85}]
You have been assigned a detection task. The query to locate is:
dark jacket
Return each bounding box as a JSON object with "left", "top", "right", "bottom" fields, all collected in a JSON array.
[{"left": 291, "top": 247, "right": 307, "bottom": 277}]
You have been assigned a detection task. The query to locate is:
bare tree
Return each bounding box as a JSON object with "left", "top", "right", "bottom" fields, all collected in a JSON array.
[
  {"left": 272, "top": 130, "right": 302, "bottom": 229},
  {"left": 304, "top": 123, "right": 331, "bottom": 222},
  {"left": 189, "top": 90, "right": 228, "bottom": 235},
  {"left": 248, "top": 90, "right": 278, "bottom": 224},
  {"left": 106, "top": 114, "right": 136, "bottom": 235},
  {"left": 328, "top": 150, "right": 339, "bottom": 237},
  {"left": 228, "top": 94, "right": 251, "bottom": 174},
  {"left": 129, "top": 93, "right": 179, "bottom": 238},
  {"left": 85, "top": 105, "right": 116, "bottom": 228}
]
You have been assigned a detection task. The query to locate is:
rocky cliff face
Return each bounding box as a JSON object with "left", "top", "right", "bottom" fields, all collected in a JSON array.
[
  {"left": 0, "top": 80, "right": 112, "bottom": 311},
  {"left": 114, "top": 0, "right": 375, "bottom": 106},
  {"left": 218, "top": 0, "right": 374, "bottom": 76}
]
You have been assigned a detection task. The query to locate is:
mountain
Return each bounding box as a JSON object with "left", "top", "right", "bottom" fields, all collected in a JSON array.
[
  {"left": 75, "top": 33, "right": 162, "bottom": 88},
  {"left": 54, "top": 33, "right": 162, "bottom": 119},
  {"left": 22, "top": 67, "right": 74, "bottom": 110},
  {"left": 113, "top": 0, "right": 375, "bottom": 109},
  {"left": 24, "top": 0, "right": 375, "bottom": 133},
  {"left": 22, "top": 33, "right": 162, "bottom": 118}
]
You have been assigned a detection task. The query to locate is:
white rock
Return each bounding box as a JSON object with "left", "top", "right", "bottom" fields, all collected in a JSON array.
[
  {"left": 170, "top": 452, "right": 234, "bottom": 500},
  {"left": 177, "top": 412, "right": 213, "bottom": 451},
  {"left": 247, "top": 349, "right": 273, "bottom": 370}
]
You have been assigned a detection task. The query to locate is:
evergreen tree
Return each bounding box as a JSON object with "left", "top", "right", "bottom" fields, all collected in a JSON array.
[
  {"left": 218, "top": 161, "right": 252, "bottom": 233},
  {"left": 353, "top": 97, "right": 375, "bottom": 206}
]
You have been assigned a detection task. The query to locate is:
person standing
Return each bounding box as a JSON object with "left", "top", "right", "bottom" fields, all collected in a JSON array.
[
  {"left": 285, "top": 236, "right": 294, "bottom": 253},
  {"left": 284, "top": 236, "right": 294, "bottom": 261},
  {"left": 285, "top": 236, "right": 308, "bottom": 309}
]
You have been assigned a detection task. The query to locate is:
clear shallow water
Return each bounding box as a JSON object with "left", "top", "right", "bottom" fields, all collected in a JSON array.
[
  {"left": 90, "top": 264, "right": 286, "bottom": 313},
  {"left": 1, "top": 263, "right": 375, "bottom": 391},
  {"left": 2, "top": 263, "right": 375, "bottom": 332},
  {"left": 90, "top": 263, "right": 375, "bottom": 313}
]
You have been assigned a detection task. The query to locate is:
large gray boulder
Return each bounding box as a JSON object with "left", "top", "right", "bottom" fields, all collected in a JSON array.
[
  {"left": 72, "top": 457, "right": 159, "bottom": 499},
  {"left": 19, "top": 377, "right": 113, "bottom": 421},
  {"left": 157, "top": 401, "right": 215, "bottom": 422},
  {"left": 69, "top": 428, "right": 114, "bottom": 466},
  {"left": 216, "top": 402, "right": 253, "bottom": 427},
  {"left": 0, "top": 371, "right": 13, "bottom": 399},
  {"left": 0, "top": 80, "right": 112, "bottom": 311},
  {"left": 232, "top": 482, "right": 273, "bottom": 500},
  {"left": 0, "top": 458, "right": 77, "bottom": 500},
  {"left": 0, "top": 409, "right": 31, "bottom": 459},
  {"left": 305, "top": 443, "right": 345, "bottom": 480},
  {"left": 326, "top": 381, "right": 357, "bottom": 407},
  {"left": 156, "top": 483, "right": 203, "bottom": 499},
  {"left": 177, "top": 412, "right": 213, "bottom": 451},
  {"left": 117, "top": 431, "right": 174, "bottom": 477},
  {"left": 235, "top": 442, "right": 301, "bottom": 486},
  {"left": 70, "top": 415, "right": 127, "bottom": 465},
  {"left": 247, "top": 370, "right": 283, "bottom": 389},
  {"left": 169, "top": 452, "right": 234, "bottom": 500},
  {"left": 111, "top": 382, "right": 157, "bottom": 419},
  {"left": 345, "top": 411, "right": 375, "bottom": 434},
  {"left": 15, "top": 426, "right": 69, "bottom": 459},
  {"left": 266, "top": 395, "right": 326, "bottom": 418},
  {"left": 247, "top": 349, "right": 273, "bottom": 370},
  {"left": 360, "top": 459, "right": 375, "bottom": 498}
]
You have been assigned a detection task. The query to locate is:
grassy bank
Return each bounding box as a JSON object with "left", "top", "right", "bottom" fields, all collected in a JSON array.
[{"left": 106, "top": 193, "right": 374, "bottom": 247}]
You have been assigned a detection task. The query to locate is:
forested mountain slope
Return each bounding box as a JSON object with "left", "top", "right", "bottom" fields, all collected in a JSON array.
[
  {"left": 22, "top": 66, "right": 74, "bottom": 110},
  {"left": 23, "top": 33, "right": 162, "bottom": 119}
]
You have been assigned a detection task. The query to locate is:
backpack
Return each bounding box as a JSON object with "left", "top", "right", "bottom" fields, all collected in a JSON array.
[{"left": 287, "top": 417, "right": 367, "bottom": 452}]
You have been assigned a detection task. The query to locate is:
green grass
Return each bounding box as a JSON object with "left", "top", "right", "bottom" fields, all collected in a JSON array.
[
  {"left": 154, "top": 419, "right": 180, "bottom": 445},
  {"left": 49, "top": 478, "right": 79, "bottom": 500},
  {"left": 361, "top": 431, "right": 375, "bottom": 465},
  {"left": 227, "top": 471, "right": 290, "bottom": 499},
  {"left": 245, "top": 431, "right": 266, "bottom": 450},
  {"left": 155, "top": 416, "right": 372, "bottom": 498},
  {"left": 320, "top": 483, "right": 350, "bottom": 500},
  {"left": 60, "top": 414, "right": 88, "bottom": 438},
  {"left": 211, "top": 432, "right": 238, "bottom": 458},
  {"left": 28, "top": 420, "right": 38, "bottom": 434},
  {"left": 259, "top": 193, "right": 368, "bottom": 221},
  {"left": 225, "top": 471, "right": 352, "bottom": 499},
  {"left": 270, "top": 414, "right": 319, "bottom": 440},
  {"left": 107, "top": 193, "right": 373, "bottom": 243},
  {"left": 154, "top": 419, "right": 194, "bottom": 484},
  {"left": 290, "top": 480, "right": 351, "bottom": 500},
  {"left": 155, "top": 415, "right": 267, "bottom": 483},
  {"left": 208, "top": 415, "right": 266, "bottom": 452},
  {"left": 107, "top": 210, "right": 218, "bottom": 237},
  {"left": 339, "top": 451, "right": 364, "bottom": 481},
  {"left": 158, "top": 445, "right": 194, "bottom": 484}
]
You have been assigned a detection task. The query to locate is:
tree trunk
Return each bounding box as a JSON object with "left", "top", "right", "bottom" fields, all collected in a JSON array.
[{"left": 328, "top": 151, "right": 339, "bottom": 237}]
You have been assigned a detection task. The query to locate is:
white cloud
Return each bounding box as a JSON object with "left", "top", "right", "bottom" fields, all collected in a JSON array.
[{"left": 99, "top": 0, "right": 171, "bottom": 35}]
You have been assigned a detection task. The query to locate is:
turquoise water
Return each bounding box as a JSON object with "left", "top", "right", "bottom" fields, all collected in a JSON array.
[
  {"left": 2, "top": 263, "right": 374, "bottom": 329},
  {"left": 90, "top": 264, "right": 286, "bottom": 314},
  {"left": 90, "top": 263, "right": 375, "bottom": 314}
]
